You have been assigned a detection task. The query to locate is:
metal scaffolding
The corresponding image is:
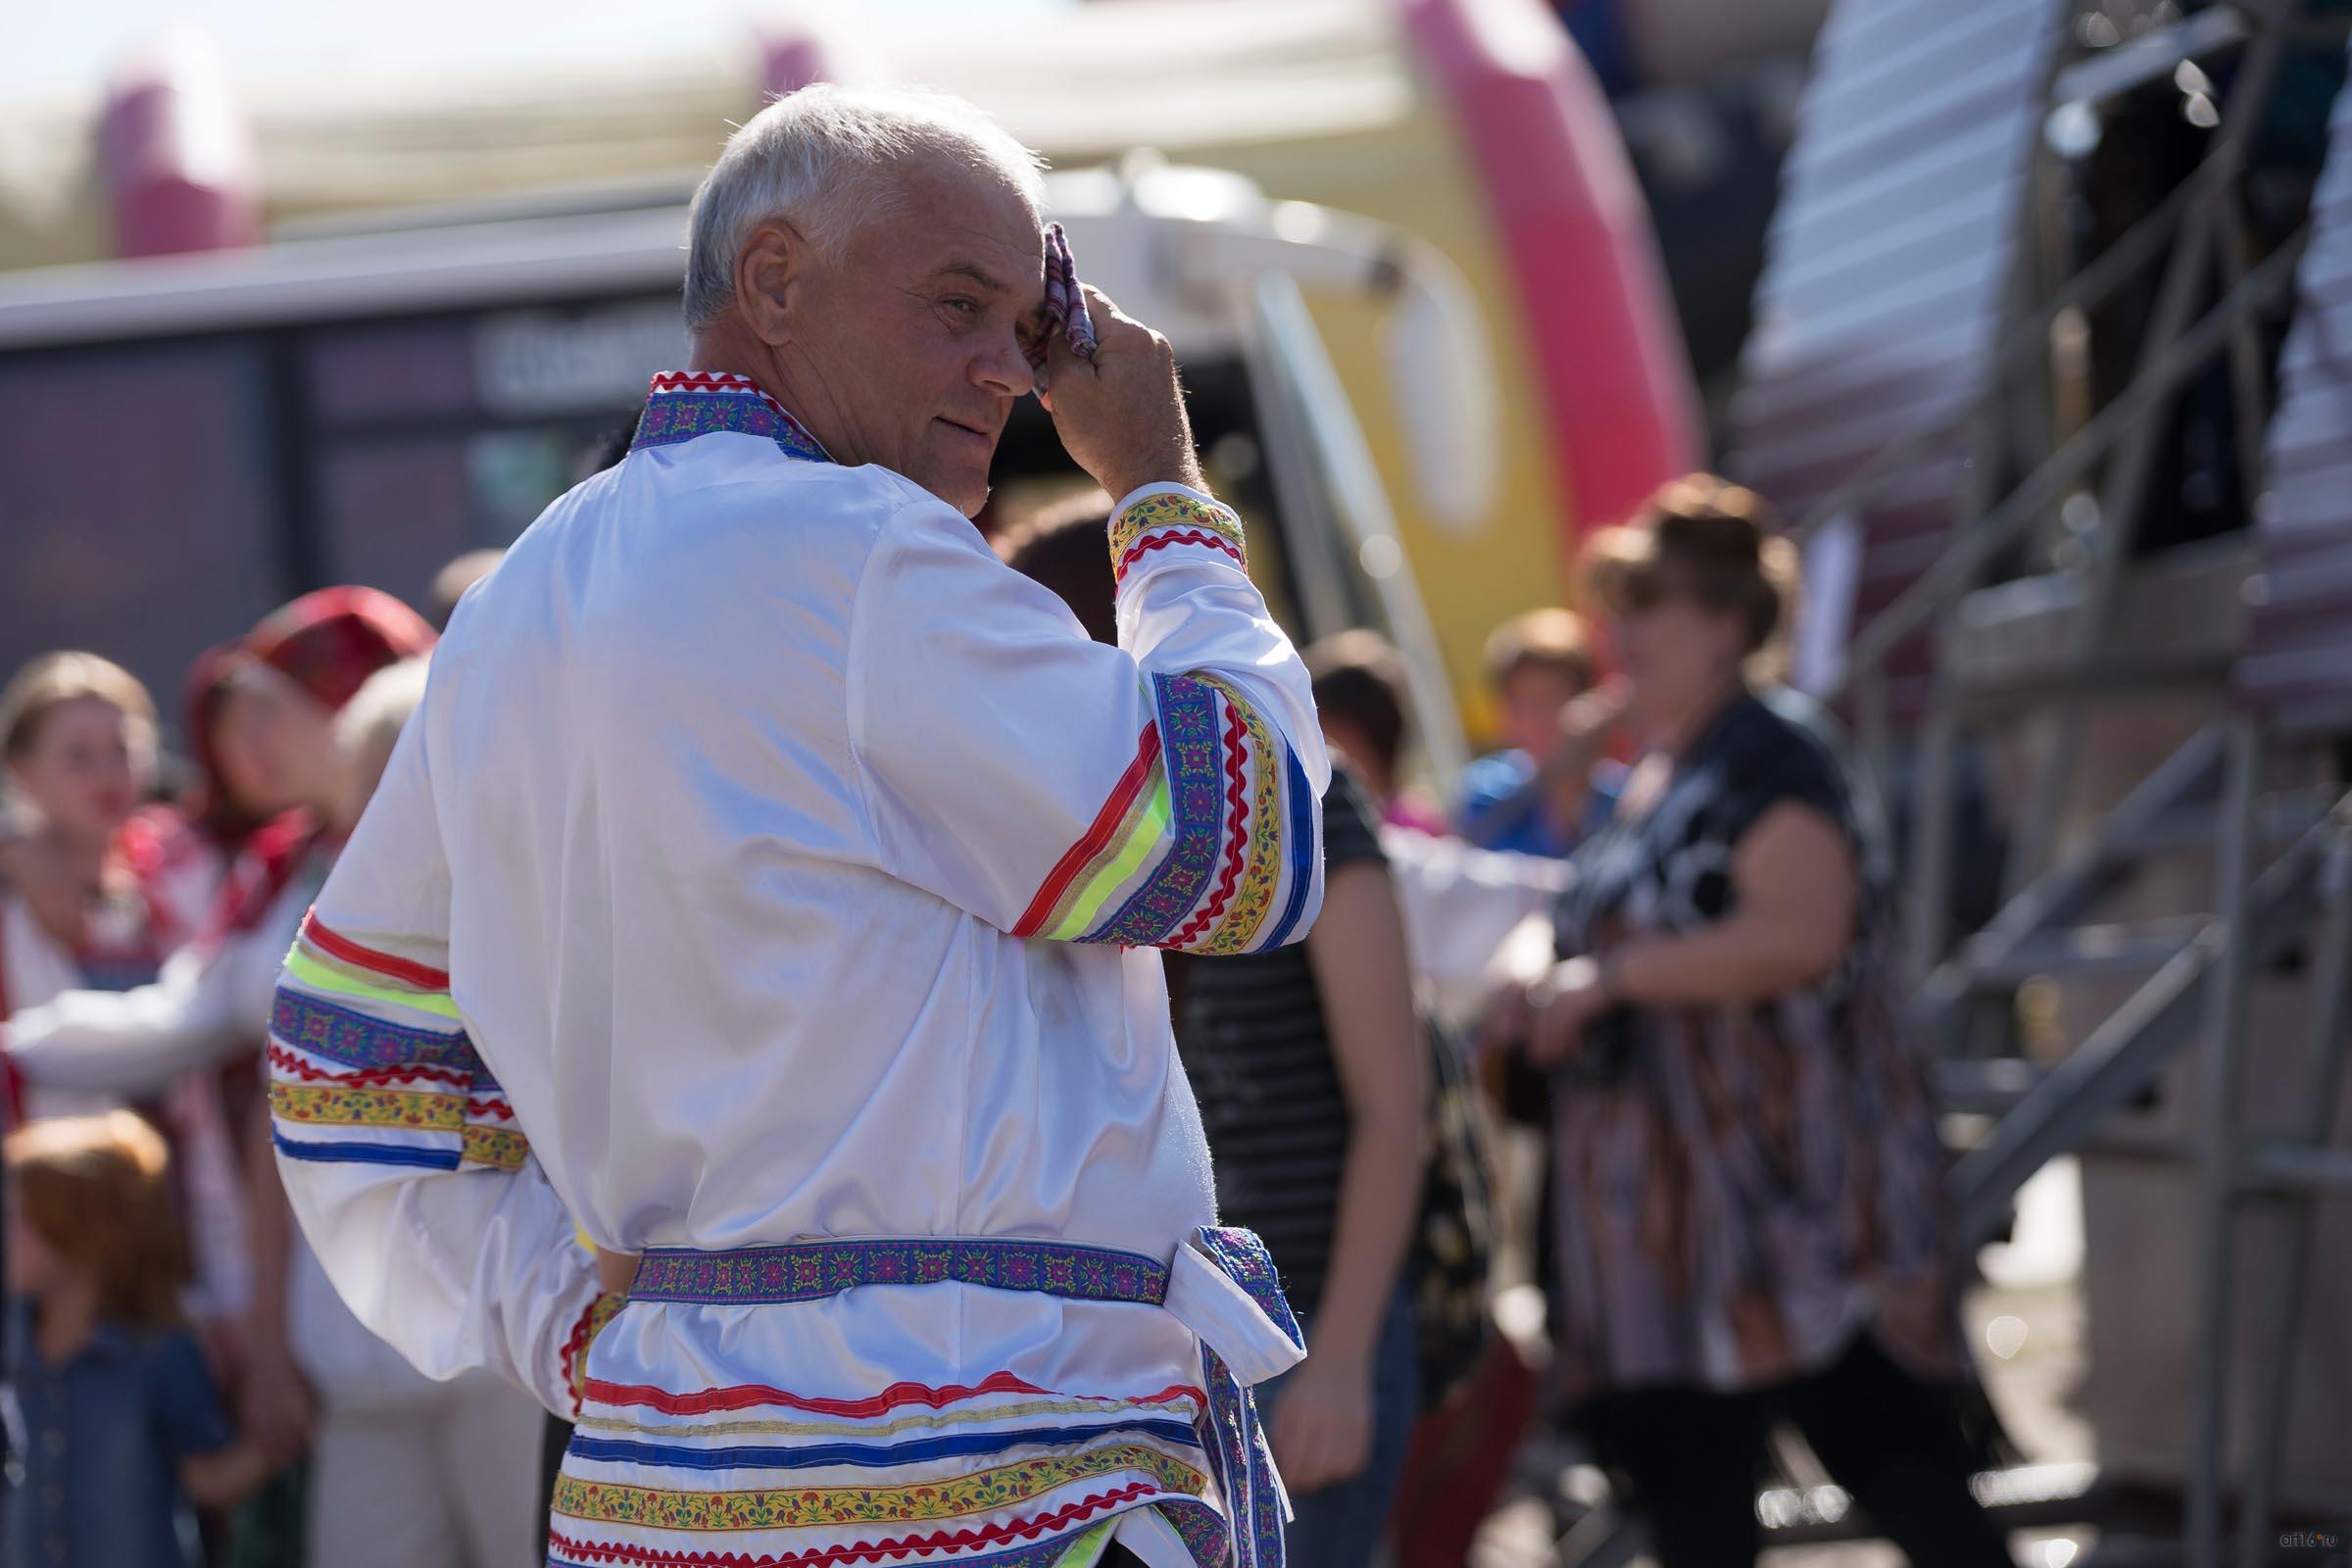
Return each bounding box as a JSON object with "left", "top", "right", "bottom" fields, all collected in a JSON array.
[{"left": 1720, "top": 1, "right": 2352, "bottom": 1564}]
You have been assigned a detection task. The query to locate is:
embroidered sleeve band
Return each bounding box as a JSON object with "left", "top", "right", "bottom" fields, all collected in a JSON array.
[
  {"left": 1012, "top": 674, "right": 1314, "bottom": 955},
  {"left": 1107, "top": 491, "right": 1248, "bottom": 590},
  {"left": 269, "top": 911, "right": 525, "bottom": 1173}
]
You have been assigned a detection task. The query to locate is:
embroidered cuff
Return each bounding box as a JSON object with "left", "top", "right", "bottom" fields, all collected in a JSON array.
[{"left": 1107, "top": 485, "right": 1248, "bottom": 590}]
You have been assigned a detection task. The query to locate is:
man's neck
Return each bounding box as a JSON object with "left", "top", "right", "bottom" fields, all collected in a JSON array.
[{"left": 686, "top": 325, "right": 844, "bottom": 462}]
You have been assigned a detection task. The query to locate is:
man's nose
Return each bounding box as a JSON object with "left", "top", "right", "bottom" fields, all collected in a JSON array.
[{"left": 973, "top": 331, "right": 1035, "bottom": 398}]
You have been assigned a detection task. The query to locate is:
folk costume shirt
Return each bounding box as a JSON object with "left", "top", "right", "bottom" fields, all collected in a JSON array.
[{"left": 269, "top": 372, "right": 1328, "bottom": 1568}]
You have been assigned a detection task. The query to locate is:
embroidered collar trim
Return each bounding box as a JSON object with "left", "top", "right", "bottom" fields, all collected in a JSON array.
[{"left": 627, "top": 370, "right": 831, "bottom": 463}]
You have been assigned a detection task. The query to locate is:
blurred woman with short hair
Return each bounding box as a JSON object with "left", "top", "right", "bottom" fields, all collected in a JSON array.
[{"left": 1496, "top": 476, "right": 2009, "bottom": 1568}]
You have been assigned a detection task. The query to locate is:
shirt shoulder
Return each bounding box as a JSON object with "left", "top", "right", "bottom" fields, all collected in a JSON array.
[
  {"left": 1717, "top": 690, "right": 1852, "bottom": 827},
  {"left": 477, "top": 454, "right": 919, "bottom": 668}
]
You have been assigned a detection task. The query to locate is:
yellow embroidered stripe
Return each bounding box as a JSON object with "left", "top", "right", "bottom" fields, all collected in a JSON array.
[
  {"left": 283, "top": 946, "right": 463, "bottom": 1022},
  {"left": 550, "top": 1443, "right": 1206, "bottom": 1531},
  {"left": 270, "top": 1083, "right": 527, "bottom": 1170},
  {"left": 1193, "top": 677, "right": 1285, "bottom": 956},
  {"left": 1044, "top": 771, "right": 1174, "bottom": 941},
  {"left": 463, "top": 1125, "right": 531, "bottom": 1171},
  {"left": 271, "top": 1080, "right": 467, "bottom": 1134},
  {"left": 571, "top": 1392, "right": 1204, "bottom": 1444}
]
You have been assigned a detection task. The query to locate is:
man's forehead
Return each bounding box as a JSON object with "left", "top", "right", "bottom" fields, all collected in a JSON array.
[
  {"left": 929, "top": 227, "right": 1044, "bottom": 283},
  {"left": 882, "top": 162, "right": 1046, "bottom": 278}
]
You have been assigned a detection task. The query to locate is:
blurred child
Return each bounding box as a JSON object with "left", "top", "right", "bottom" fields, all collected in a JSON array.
[
  {"left": 5, "top": 1110, "right": 271, "bottom": 1566},
  {"left": 1453, "top": 609, "right": 1623, "bottom": 857},
  {"left": 0, "top": 653, "right": 172, "bottom": 1115}
]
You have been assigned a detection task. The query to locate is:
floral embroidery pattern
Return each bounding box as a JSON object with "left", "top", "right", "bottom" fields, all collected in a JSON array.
[
  {"left": 1107, "top": 493, "right": 1248, "bottom": 588},
  {"left": 628, "top": 1237, "right": 1170, "bottom": 1308},
  {"left": 628, "top": 371, "right": 830, "bottom": 464}
]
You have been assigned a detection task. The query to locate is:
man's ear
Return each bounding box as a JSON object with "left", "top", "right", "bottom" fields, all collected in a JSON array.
[{"left": 734, "top": 220, "right": 806, "bottom": 349}]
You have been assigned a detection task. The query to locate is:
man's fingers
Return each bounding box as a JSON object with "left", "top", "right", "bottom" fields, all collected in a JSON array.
[
  {"left": 1076, "top": 283, "right": 1159, "bottom": 360},
  {"left": 1042, "top": 320, "right": 1094, "bottom": 395},
  {"left": 1272, "top": 1407, "right": 1353, "bottom": 1492}
]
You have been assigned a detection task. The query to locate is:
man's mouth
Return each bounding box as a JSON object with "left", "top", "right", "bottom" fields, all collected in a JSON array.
[{"left": 937, "top": 416, "right": 995, "bottom": 445}]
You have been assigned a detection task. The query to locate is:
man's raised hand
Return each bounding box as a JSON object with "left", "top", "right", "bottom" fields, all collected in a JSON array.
[{"left": 1039, "top": 285, "right": 1207, "bottom": 502}]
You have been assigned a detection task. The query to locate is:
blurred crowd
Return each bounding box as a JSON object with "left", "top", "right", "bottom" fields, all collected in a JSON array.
[{"left": 0, "top": 469, "right": 2010, "bottom": 1568}]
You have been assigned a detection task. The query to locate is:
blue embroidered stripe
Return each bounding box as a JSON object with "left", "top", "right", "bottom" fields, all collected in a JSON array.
[
  {"left": 1192, "top": 1228, "right": 1302, "bottom": 1350},
  {"left": 564, "top": 1417, "right": 1202, "bottom": 1473},
  {"left": 628, "top": 1236, "right": 1170, "bottom": 1306},
  {"left": 1086, "top": 674, "right": 1224, "bottom": 945},
  {"left": 270, "top": 986, "right": 485, "bottom": 1077},
  {"left": 271, "top": 1132, "right": 462, "bottom": 1169},
  {"left": 1260, "top": 746, "right": 1318, "bottom": 952}
]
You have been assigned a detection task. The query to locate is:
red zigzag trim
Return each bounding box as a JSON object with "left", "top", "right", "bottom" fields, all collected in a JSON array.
[
  {"left": 560, "top": 1295, "right": 616, "bottom": 1419},
  {"left": 648, "top": 370, "right": 763, "bottom": 393},
  {"left": 1170, "top": 695, "right": 1250, "bottom": 948},
  {"left": 582, "top": 1372, "right": 1205, "bottom": 1419},
  {"left": 646, "top": 370, "right": 794, "bottom": 425},
  {"left": 267, "top": 1043, "right": 473, "bottom": 1092},
  {"left": 267, "top": 1045, "right": 513, "bottom": 1120},
  {"left": 546, "top": 1485, "right": 1167, "bottom": 1567},
  {"left": 1115, "top": 528, "right": 1245, "bottom": 584}
]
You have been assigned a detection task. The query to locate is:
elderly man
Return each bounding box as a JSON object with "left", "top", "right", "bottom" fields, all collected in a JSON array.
[{"left": 267, "top": 84, "right": 1328, "bottom": 1568}]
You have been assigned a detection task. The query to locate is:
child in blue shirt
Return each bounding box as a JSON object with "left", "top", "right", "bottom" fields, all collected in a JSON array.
[
  {"left": 5, "top": 1109, "right": 272, "bottom": 1567},
  {"left": 1455, "top": 609, "right": 1623, "bottom": 857}
]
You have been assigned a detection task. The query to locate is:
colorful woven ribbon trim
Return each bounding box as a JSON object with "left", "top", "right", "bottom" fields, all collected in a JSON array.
[
  {"left": 618, "top": 1228, "right": 1296, "bottom": 1568},
  {"left": 628, "top": 1236, "right": 1170, "bottom": 1307},
  {"left": 627, "top": 370, "right": 830, "bottom": 463}
]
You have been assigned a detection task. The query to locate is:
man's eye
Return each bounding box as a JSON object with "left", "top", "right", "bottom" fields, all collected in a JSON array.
[{"left": 942, "top": 297, "right": 980, "bottom": 317}]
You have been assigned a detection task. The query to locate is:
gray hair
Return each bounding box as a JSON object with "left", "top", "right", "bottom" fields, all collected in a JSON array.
[{"left": 682, "top": 84, "right": 1049, "bottom": 330}]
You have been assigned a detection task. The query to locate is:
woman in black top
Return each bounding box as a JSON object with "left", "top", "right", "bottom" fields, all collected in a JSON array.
[{"left": 1498, "top": 476, "right": 2007, "bottom": 1568}]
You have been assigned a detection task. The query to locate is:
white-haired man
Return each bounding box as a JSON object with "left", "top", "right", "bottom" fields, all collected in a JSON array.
[{"left": 268, "top": 84, "right": 1328, "bottom": 1568}]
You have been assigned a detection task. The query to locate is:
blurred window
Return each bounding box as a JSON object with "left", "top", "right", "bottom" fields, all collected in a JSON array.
[{"left": 0, "top": 341, "right": 283, "bottom": 729}]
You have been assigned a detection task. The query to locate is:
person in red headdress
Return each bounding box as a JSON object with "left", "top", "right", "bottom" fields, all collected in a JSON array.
[
  {"left": 2, "top": 586, "right": 435, "bottom": 1103},
  {"left": 115, "top": 643, "right": 286, "bottom": 958}
]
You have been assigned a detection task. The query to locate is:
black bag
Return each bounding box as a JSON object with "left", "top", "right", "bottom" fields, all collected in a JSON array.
[{"left": 1406, "top": 1021, "right": 1497, "bottom": 1410}]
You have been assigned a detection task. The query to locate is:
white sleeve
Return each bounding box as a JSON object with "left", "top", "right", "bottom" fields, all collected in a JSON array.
[
  {"left": 1378, "top": 828, "right": 1573, "bottom": 1022},
  {"left": 849, "top": 482, "right": 1330, "bottom": 953},
  {"left": 4, "top": 941, "right": 251, "bottom": 1094},
  {"left": 268, "top": 706, "right": 611, "bottom": 1418}
]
